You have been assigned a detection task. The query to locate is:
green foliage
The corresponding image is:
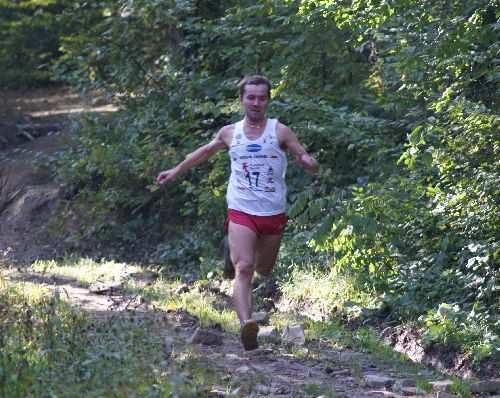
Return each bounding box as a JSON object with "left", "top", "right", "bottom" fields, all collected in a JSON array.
[
  {"left": 0, "top": 283, "right": 86, "bottom": 397},
  {"left": 286, "top": 0, "right": 499, "bottom": 361},
  {"left": 279, "top": 268, "right": 375, "bottom": 321},
  {"left": 44, "top": 0, "right": 500, "bottom": 362},
  {"left": 0, "top": 277, "right": 224, "bottom": 397},
  {"left": 0, "top": 0, "right": 78, "bottom": 87},
  {"left": 53, "top": 0, "right": 394, "bottom": 254},
  {"left": 422, "top": 303, "right": 498, "bottom": 365},
  {"left": 449, "top": 376, "right": 473, "bottom": 398}
]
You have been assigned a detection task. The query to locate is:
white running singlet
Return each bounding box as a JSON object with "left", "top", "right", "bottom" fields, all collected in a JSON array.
[{"left": 227, "top": 118, "right": 287, "bottom": 216}]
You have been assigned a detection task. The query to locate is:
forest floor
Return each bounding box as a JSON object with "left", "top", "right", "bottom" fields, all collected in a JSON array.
[
  {"left": 0, "top": 86, "right": 116, "bottom": 264},
  {"left": 2, "top": 261, "right": 455, "bottom": 397},
  {"left": 0, "top": 88, "right": 497, "bottom": 397}
]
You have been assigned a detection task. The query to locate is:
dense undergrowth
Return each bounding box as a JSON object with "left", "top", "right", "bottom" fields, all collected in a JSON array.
[
  {"left": 0, "top": 0, "right": 78, "bottom": 88},
  {"left": 1, "top": 259, "right": 456, "bottom": 397},
  {"left": 0, "top": 273, "right": 225, "bottom": 397},
  {"left": 1, "top": 0, "right": 499, "bottom": 369},
  {"left": 1, "top": 258, "right": 481, "bottom": 396}
]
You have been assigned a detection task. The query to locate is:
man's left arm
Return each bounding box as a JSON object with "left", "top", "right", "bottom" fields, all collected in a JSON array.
[{"left": 277, "top": 123, "right": 319, "bottom": 173}]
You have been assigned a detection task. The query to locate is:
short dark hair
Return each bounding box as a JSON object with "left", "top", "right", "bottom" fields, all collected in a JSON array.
[{"left": 238, "top": 75, "right": 271, "bottom": 98}]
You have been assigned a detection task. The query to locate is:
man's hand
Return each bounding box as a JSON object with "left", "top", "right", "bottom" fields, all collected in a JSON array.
[
  {"left": 156, "top": 167, "right": 179, "bottom": 185},
  {"left": 297, "top": 153, "right": 319, "bottom": 173},
  {"left": 276, "top": 123, "right": 319, "bottom": 174}
]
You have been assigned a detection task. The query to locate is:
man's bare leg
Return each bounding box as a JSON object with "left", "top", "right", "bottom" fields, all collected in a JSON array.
[
  {"left": 255, "top": 234, "right": 283, "bottom": 277},
  {"left": 228, "top": 221, "right": 257, "bottom": 324},
  {"left": 228, "top": 221, "right": 260, "bottom": 350}
]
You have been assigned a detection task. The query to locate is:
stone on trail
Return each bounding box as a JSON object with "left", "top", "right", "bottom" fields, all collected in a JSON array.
[
  {"left": 257, "top": 325, "right": 278, "bottom": 340},
  {"left": 89, "top": 281, "right": 123, "bottom": 294},
  {"left": 392, "top": 378, "right": 418, "bottom": 396},
  {"left": 470, "top": 379, "right": 500, "bottom": 394},
  {"left": 364, "top": 374, "right": 395, "bottom": 389},
  {"left": 188, "top": 327, "right": 223, "bottom": 346},
  {"left": 231, "top": 385, "right": 252, "bottom": 396},
  {"left": 235, "top": 365, "right": 252, "bottom": 374},
  {"left": 327, "top": 368, "right": 351, "bottom": 376},
  {"left": 252, "top": 384, "right": 273, "bottom": 395},
  {"left": 401, "top": 386, "right": 423, "bottom": 396},
  {"left": 175, "top": 283, "right": 190, "bottom": 295},
  {"left": 436, "top": 392, "right": 459, "bottom": 398},
  {"left": 252, "top": 311, "right": 269, "bottom": 324},
  {"left": 392, "top": 378, "right": 416, "bottom": 393},
  {"left": 281, "top": 324, "right": 305, "bottom": 346},
  {"left": 429, "top": 380, "right": 454, "bottom": 393},
  {"left": 207, "top": 387, "right": 227, "bottom": 398}
]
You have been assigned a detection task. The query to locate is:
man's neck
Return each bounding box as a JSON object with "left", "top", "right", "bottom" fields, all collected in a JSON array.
[{"left": 244, "top": 117, "right": 266, "bottom": 129}]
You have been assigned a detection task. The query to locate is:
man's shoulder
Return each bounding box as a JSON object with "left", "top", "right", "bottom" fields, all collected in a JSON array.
[
  {"left": 219, "top": 123, "right": 236, "bottom": 134},
  {"left": 275, "top": 120, "right": 293, "bottom": 141},
  {"left": 275, "top": 119, "right": 290, "bottom": 131},
  {"left": 216, "top": 123, "right": 236, "bottom": 147},
  {"left": 219, "top": 123, "right": 237, "bottom": 138}
]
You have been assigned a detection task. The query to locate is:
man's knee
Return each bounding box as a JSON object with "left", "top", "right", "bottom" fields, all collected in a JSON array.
[{"left": 234, "top": 260, "right": 254, "bottom": 278}]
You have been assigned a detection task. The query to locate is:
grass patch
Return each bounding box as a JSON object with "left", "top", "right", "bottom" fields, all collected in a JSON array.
[
  {"left": 30, "top": 257, "right": 143, "bottom": 286},
  {"left": 28, "top": 258, "right": 240, "bottom": 332},
  {"left": 279, "top": 268, "right": 375, "bottom": 321},
  {"left": 165, "top": 285, "right": 237, "bottom": 331},
  {"left": 0, "top": 273, "right": 230, "bottom": 397}
]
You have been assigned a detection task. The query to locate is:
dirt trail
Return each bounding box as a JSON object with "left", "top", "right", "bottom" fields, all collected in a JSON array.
[
  {"left": 0, "top": 87, "right": 116, "bottom": 265},
  {"left": 3, "top": 267, "right": 442, "bottom": 398},
  {"left": 1, "top": 88, "right": 495, "bottom": 397}
]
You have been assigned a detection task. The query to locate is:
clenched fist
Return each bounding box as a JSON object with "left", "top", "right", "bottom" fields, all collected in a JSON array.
[{"left": 156, "top": 167, "right": 179, "bottom": 185}]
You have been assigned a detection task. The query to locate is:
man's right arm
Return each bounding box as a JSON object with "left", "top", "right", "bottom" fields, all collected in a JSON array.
[{"left": 156, "top": 128, "right": 228, "bottom": 185}]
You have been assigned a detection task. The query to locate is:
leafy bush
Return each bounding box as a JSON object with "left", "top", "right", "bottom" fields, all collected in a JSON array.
[
  {"left": 48, "top": 0, "right": 499, "bottom": 362},
  {"left": 0, "top": 0, "right": 78, "bottom": 87},
  {"left": 291, "top": 0, "right": 499, "bottom": 361},
  {"left": 0, "top": 277, "right": 222, "bottom": 396}
]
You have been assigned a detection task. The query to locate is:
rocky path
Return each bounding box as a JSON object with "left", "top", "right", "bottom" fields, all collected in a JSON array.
[
  {"left": 1, "top": 88, "right": 497, "bottom": 397},
  {"left": 0, "top": 87, "right": 117, "bottom": 265},
  {"left": 5, "top": 267, "right": 494, "bottom": 398}
]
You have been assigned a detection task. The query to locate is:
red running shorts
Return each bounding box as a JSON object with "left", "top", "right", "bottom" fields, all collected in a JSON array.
[{"left": 225, "top": 209, "right": 287, "bottom": 236}]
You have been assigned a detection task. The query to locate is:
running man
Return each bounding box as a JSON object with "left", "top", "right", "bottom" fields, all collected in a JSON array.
[{"left": 156, "top": 75, "right": 318, "bottom": 350}]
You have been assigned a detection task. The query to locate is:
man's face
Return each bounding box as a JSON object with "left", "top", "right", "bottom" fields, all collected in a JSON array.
[{"left": 241, "top": 84, "right": 269, "bottom": 119}]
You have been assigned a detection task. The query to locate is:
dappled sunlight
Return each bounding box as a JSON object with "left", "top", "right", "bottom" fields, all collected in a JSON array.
[
  {"left": 279, "top": 268, "right": 375, "bottom": 322},
  {"left": 28, "top": 104, "right": 117, "bottom": 118},
  {"left": 8, "top": 257, "right": 239, "bottom": 331},
  {"left": 31, "top": 257, "right": 142, "bottom": 286},
  {"left": 2, "top": 258, "right": 466, "bottom": 397},
  {"left": 0, "top": 86, "right": 117, "bottom": 122},
  {"left": 172, "top": 287, "right": 237, "bottom": 331},
  {"left": 1, "top": 0, "right": 497, "bottom": 393},
  {"left": 1, "top": 278, "right": 53, "bottom": 302}
]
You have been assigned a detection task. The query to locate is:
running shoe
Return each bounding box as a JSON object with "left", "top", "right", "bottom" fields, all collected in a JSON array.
[{"left": 240, "top": 319, "right": 259, "bottom": 350}]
